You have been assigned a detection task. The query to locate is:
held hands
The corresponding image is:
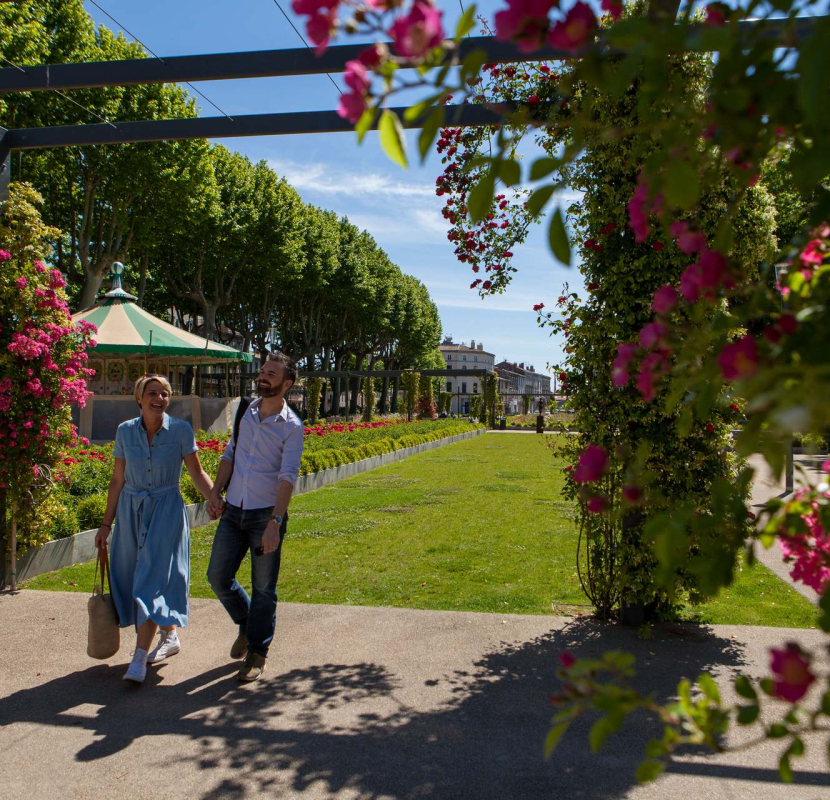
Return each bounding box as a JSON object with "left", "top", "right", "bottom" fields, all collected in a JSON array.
[
  {"left": 207, "top": 493, "right": 226, "bottom": 520},
  {"left": 261, "top": 521, "right": 281, "bottom": 555}
]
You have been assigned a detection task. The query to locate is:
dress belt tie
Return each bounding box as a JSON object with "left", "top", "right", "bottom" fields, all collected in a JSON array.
[{"left": 121, "top": 483, "right": 181, "bottom": 548}]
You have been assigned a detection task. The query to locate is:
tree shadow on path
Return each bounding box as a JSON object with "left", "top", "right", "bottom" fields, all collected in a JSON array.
[{"left": 0, "top": 616, "right": 791, "bottom": 798}]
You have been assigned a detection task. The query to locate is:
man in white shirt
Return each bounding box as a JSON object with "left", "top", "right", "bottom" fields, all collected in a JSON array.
[{"left": 207, "top": 352, "right": 304, "bottom": 682}]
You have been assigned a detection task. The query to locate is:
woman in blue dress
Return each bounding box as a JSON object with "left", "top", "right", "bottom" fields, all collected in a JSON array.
[{"left": 95, "top": 374, "right": 215, "bottom": 684}]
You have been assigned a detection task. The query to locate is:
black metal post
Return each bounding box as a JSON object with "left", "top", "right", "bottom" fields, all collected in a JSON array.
[{"left": 0, "top": 127, "right": 10, "bottom": 203}]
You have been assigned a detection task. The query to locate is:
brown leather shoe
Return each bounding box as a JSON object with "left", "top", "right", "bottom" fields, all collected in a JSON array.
[
  {"left": 237, "top": 651, "right": 266, "bottom": 682},
  {"left": 230, "top": 632, "right": 248, "bottom": 660}
]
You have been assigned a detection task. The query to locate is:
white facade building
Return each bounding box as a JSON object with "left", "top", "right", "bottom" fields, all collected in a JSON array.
[{"left": 438, "top": 337, "right": 494, "bottom": 415}]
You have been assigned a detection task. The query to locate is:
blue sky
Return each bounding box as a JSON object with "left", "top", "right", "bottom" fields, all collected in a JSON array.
[{"left": 81, "top": 0, "right": 589, "bottom": 373}]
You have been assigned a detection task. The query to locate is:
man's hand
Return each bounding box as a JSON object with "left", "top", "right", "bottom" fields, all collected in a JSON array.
[
  {"left": 208, "top": 493, "right": 226, "bottom": 520},
  {"left": 261, "top": 521, "right": 281, "bottom": 554}
]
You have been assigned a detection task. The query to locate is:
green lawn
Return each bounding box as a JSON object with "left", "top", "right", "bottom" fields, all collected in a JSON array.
[{"left": 24, "top": 433, "right": 818, "bottom": 628}]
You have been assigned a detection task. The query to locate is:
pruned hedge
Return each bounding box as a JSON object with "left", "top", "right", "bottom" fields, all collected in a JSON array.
[{"left": 299, "top": 421, "right": 482, "bottom": 475}]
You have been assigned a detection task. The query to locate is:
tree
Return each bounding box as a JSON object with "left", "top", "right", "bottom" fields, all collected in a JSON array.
[{"left": 0, "top": 183, "right": 95, "bottom": 588}]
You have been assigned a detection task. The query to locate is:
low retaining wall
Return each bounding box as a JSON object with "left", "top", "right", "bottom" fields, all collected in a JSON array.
[{"left": 16, "top": 427, "right": 484, "bottom": 583}]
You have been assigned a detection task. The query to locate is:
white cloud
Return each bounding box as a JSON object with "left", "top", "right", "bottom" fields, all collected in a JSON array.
[{"left": 267, "top": 159, "right": 436, "bottom": 199}]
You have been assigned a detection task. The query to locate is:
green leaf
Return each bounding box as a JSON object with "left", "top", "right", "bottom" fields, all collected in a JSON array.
[
  {"left": 635, "top": 760, "right": 665, "bottom": 783},
  {"left": 759, "top": 678, "right": 776, "bottom": 697},
  {"left": 664, "top": 161, "right": 700, "bottom": 210},
  {"left": 544, "top": 721, "right": 569, "bottom": 758},
  {"left": 461, "top": 49, "right": 487, "bottom": 84},
  {"left": 821, "top": 690, "right": 830, "bottom": 717},
  {"left": 527, "top": 185, "right": 556, "bottom": 217},
  {"left": 549, "top": 208, "right": 571, "bottom": 266},
  {"left": 768, "top": 723, "right": 788, "bottom": 739},
  {"left": 418, "top": 107, "right": 444, "bottom": 162},
  {"left": 644, "top": 738, "right": 666, "bottom": 759},
  {"left": 355, "top": 106, "right": 378, "bottom": 144},
  {"left": 818, "top": 586, "right": 830, "bottom": 632},
  {"left": 499, "top": 158, "right": 521, "bottom": 187},
  {"left": 736, "top": 705, "right": 759, "bottom": 725},
  {"left": 698, "top": 673, "right": 721, "bottom": 704},
  {"left": 467, "top": 172, "right": 496, "bottom": 223},
  {"left": 734, "top": 676, "right": 757, "bottom": 701},
  {"left": 530, "top": 158, "right": 559, "bottom": 181},
  {"left": 589, "top": 716, "right": 621, "bottom": 752},
  {"left": 378, "top": 109, "right": 408, "bottom": 169},
  {"left": 779, "top": 753, "right": 793, "bottom": 784},
  {"left": 455, "top": 3, "right": 477, "bottom": 40},
  {"left": 404, "top": 92, "right": 445, "bottom": 123},
  {"left": 607, "top": 48, "right": 643, "bottom": 100},
  {"left": 797, "top": 20, "right": 830, "bottom": 129}
]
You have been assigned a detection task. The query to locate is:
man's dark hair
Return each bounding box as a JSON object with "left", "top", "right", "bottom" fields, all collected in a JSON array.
[{"left": 267, "top": 351, "right": 298, "bottom": 386}]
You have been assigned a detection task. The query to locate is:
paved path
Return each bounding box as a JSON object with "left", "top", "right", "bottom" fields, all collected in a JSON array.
[{"left": 2, "top": 591, "right": 829, "bottom": 800}]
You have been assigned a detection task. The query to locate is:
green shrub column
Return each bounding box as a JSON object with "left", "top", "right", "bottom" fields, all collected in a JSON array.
[
  {"left": 416, "top": 374, "right": 436, "bottom": 419},
  {"left": 305, "top": 378, "right": 323, "bottom": 426},
  {"left": 362, "top": 371, "right": 375, "bottom": 422},
  {"left": 400, "top": 372, "right": 420, "bottom": 421},
  {"left": 545, "top": 45, "right": 776, "bottom": 616}
]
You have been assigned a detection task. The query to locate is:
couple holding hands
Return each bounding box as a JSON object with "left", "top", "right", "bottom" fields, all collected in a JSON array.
[{"left": 94, "top": 353, "right": 304, "bottom": 684}]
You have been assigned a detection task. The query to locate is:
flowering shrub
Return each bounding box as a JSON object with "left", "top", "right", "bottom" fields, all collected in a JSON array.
[
  {"left": 305, "top": 377, "right": 323, "bottom": 426},
  {"left": 0, "top": 184, "right": 95, "bottom": 566}
]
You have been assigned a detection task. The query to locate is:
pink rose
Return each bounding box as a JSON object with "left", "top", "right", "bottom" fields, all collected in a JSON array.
[
  {"left": 639, "top": 322, "right": 668, "bottom": 350},
  {"left": 548, "top": 1, "right": 597, "bottom": 52},
  {"left": 573, "top": 444, "right": 608, "bottom": 484},
  {"left": 651, "top": 284, "right": 678, "bottom": 315},
  {"left": 612, "top": 342, "right": 639, "bottom": 388},
  {"left": 494, "top": 0, "right": 558, "bottom": 54},
  {"left": 388, "top": 1, "right": 445, "bottom": 59},
  {"left": 769, "top": 643, "right": 815, "bottom": 703},
  {"left": 717, "top": 336, "right": 759, "bottom": 381},
  {"left": 601, "top": 0, "right": 622, "bottom": 20}
]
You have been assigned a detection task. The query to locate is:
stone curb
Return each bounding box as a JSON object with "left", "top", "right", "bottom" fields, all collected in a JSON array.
[{"left": 16, "top": 427, "right": 484, "bottom": 583}]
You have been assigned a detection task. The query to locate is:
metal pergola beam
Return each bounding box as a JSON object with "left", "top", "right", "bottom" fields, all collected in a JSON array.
[
  {"left": 1, "top": 104, "right": 503, "bottom": 150},
  {"left": 299, "top": 369, "right": 493, "bottom": 379},
  {"left": 0, "top": 18, "right": 819, "bottom": 95}
]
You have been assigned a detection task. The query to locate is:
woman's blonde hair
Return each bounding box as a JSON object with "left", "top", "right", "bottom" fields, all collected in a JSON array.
[{"left": 134, "top": 373, "right": 173, "bottom": 405}]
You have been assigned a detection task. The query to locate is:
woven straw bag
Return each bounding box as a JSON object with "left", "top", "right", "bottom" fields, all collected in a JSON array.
[{"left": 87, "top": 545, "right": 120, "bottom": 659}]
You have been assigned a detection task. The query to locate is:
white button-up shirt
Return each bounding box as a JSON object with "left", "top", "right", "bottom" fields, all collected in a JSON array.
[{"left": 221, "top": 397, "right": 304, "bottom": 510}]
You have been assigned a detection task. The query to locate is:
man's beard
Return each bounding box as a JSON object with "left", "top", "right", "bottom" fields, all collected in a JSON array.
[{"left": 257, "top": 379, "right": 284, "bottom": 398}]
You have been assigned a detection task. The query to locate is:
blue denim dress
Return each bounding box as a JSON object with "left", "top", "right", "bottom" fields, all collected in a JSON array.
[{"left": 110, "top": 413, "right": 198, "bottom": 630}]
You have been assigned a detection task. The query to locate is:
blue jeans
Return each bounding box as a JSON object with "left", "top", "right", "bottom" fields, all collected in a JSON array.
[{"left": 206, "top": 504, "right": 287, "bottom": 657}]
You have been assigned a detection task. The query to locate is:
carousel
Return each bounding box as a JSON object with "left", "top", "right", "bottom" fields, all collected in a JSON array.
[{"left": 71, "top": 263, "right": 253, "bottom": 441}]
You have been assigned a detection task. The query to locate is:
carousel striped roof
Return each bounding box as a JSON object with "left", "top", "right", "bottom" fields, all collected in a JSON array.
[{"left": 72, "top": 266, "right": 252, "bottom": 363}]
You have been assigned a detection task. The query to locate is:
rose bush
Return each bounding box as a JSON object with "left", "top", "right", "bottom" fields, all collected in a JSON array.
[
  {"left": 291, "top": 0, "right": 830, "bottom": 782},
  {"left": 0, "top": 184, "right": 96, "bottom": 581}
]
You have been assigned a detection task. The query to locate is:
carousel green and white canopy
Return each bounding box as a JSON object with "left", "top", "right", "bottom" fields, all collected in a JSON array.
[{"left": 71, "top": 263, "right": 252, "bottom": 364}]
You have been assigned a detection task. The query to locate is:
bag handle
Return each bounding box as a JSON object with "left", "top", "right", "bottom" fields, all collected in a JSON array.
[{"left": 92, "top": 544, "right": 112, "bottom": 598}]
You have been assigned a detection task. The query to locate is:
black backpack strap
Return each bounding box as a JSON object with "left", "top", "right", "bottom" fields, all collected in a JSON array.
[{"left": 232, "top": 397, "right": 252, "bottom": 454}]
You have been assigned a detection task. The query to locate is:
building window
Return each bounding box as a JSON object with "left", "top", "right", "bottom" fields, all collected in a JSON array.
[
  {"left": 463, "top": 355, "right": 467, "bottom": 361},
  {"left": 462, "top": 365, "right": 466, "bottom": 370},
  {"left": 446, "top": 381, "right": 452, "bottom": 392},
  {"left": 462, "top": 382, "right": 467, "bottom": 393},
  {"left": 474, "top": 355, "right": 478, "bottom": 362},
  {"left": 473, "top": 383, "right": 478, "bottom": 393}
]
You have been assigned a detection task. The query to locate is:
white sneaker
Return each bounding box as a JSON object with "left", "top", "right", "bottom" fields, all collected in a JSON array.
[
  {"left": 123, "top": 648, "right": 148, "bottom": 683},
  {"left": 147, "top": 630, "right": 180, "bottom": 664}
]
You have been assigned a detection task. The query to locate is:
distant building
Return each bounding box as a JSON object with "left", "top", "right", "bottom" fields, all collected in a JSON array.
[
  {"left": 438, "top": 337, "right": 494, "bottom": 414},
  {"left": 495, "top": 360, "right": 552, "bottom": 414}
]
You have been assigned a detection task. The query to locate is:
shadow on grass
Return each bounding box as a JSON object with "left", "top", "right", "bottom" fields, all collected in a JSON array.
[{"left": 6, "top": 617, "right": 823, "bottom": 797}]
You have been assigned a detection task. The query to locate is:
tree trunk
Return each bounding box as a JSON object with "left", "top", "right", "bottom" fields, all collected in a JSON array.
[
  {"left": 391, "top": 376, "right": 399, "bottom": 413},
  {"left": 137, "top": 253, "right": 149, "bottom": 307},
  {"left": 77, "top": 271, "right": 105, "bottom": 310},
  {"left": 380, "top": 376, "right": 389, "bottom": 414}
]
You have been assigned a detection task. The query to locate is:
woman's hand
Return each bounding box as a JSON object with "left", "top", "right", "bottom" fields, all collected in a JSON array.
[{"left": 94, "top": 525, "right": 111, "bottom": 549}]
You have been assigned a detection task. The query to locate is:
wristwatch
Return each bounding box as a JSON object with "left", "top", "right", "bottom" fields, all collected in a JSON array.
[{"left": 272, "top": 513, "right": 283, "bottom": 526}]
